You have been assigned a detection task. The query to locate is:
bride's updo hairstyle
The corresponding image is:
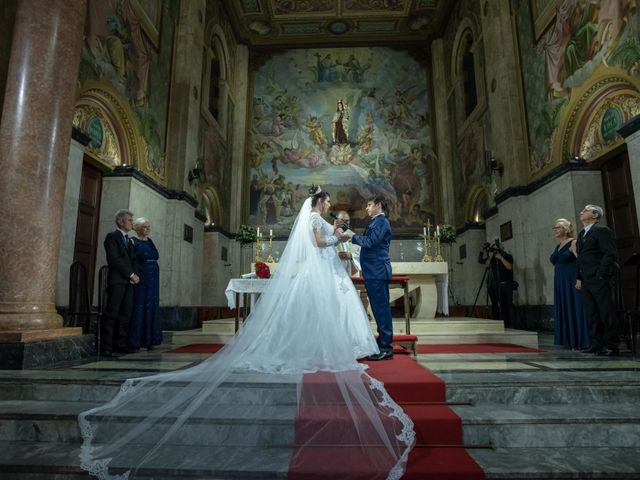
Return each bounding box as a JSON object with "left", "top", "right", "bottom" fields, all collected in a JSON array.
[{"left": 309, "top": 184, "right": 329, "bottom": 207}]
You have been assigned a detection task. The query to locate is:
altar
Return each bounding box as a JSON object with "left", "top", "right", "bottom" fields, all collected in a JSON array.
[
  {"left": 389, "top": 262, "right": 448, "bottom": 320},
  {"left": 254, "top": 261, "right": 448, "bottom": 320}
]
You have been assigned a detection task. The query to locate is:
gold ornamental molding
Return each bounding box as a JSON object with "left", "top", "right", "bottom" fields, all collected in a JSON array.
[
  {"left": 557, "top": 68, "right": 640, "bottom": 163},
  {"left": 73, "top": 80, "right": 166, "bottom": 183},
  {"left": 72, "top": 103, "right": 122, "bottom": 167}
]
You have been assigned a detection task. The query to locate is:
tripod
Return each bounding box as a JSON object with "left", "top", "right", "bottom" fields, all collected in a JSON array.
[{"left": 470, "top": 266, "right": 490, "bottom": 317}]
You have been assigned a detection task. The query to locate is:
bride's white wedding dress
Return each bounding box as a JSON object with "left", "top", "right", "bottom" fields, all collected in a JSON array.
[
  {"left": 234, "top": 210, "right": 378, "bottom": 373},
  {"left": 78, "top": 197, "right": 414, "bottom": 480}
]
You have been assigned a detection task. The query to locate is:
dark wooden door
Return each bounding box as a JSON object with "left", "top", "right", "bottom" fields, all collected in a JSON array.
[
  {"left": 601, "top": 151, "right": 640, "bottom": 311},
  {"left": 73, "top": 161, "right": 102, "bottom": 297}
]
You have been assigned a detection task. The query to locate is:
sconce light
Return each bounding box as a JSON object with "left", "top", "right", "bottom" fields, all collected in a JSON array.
[
  {"left": 485, "top": 150, "right": 504, "bottom": 176},
  {"left": 188, "top": 159, "right": 204, "bottom": 184},
  {"left": 569, "top": 155, "right": 585, "bottom": 164}
]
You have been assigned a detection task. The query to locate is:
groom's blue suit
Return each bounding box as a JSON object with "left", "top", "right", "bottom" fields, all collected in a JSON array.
[{"left": 352, "top": 214, "right": 393, "bottom": 353}]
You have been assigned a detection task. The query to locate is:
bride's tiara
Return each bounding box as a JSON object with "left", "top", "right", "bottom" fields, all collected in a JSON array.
[{"left": 308, "top": 184, "right": 322, "bottom": 196}]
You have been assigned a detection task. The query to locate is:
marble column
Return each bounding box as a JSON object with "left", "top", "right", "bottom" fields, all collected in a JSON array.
[
  {"left": 430, "top": 38, "right": 455, "bottom": 225},
  {"left": 229, "top": 45, "right": 249, "bottom": 233},
  {"left": 479, "top": 0, "right": 529, "bottom": 188},
  {"left": 165, "top": 0, "right": 206, "bottom": 193},
  {"left": 0, "top": 0, "right": 86, "bottom": 339}
]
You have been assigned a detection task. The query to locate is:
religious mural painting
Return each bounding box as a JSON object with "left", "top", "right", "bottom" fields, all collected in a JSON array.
[
  {"left": 248, "top": 47, "right": 436, "bottom": 233},
  {"left": 79, "top": 0, "right": 177, "bottom": 180},
  {"left": 516, "top": 0, "right": 640, "bottom": 173}
]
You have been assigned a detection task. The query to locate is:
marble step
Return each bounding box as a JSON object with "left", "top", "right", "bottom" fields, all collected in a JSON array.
[
  {"left": 452, "top": 403, "right": 640, "bottom": 448},
  {"left": 442, "top": 371, "right": 640, "bottom": 405},
  {"left": 0, "top": 399, "right": 298, "bottom": 446},
  {"left": 0, "top": 441, "right": 292, "bottom": 479},
  {"left": 172, "top": 327, "right": 538, "bottom": 348},
  {"left": 3, "top": 443, "right": 640, "bottom": 480},
  {"left": 447, "top": 384, "right": 640, "bottom": 405},
  {"left": 0, "top": 374, "right": 299, "bottom": 404},
  {"left": 469, "top": 446, "right": 640, "bottom": 479},
  {"left": 201, "top": 317, "right": 506, "bottom": 335}
]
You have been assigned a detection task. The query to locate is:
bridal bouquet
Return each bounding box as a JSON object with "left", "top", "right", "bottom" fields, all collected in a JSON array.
[{"left": 255, "top": 261, "right": 270, "bottom": 279}]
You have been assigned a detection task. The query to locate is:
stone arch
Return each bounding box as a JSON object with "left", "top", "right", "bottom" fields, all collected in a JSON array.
[
  {"left": 555, "top": 69, "right": 640, "bottom": 163},
  {"left": 450, "top": 17, "right": 482, "bottom": 128},
  {"left": 201, "top": 22, "right": 232, "bottom": 126},
  {"left": 465, "top": 186, "right": 491, "bottom": 223},
  {"left": 72, "top": 80, "right": 143, "bottom": 170},
  {"left": 202, "top": 187, "right": 222, "bottom": 226}
]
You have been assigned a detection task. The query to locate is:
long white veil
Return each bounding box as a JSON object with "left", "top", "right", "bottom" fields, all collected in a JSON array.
[{"left": 79, "top": 197, "right": 414, "bottom": 479}]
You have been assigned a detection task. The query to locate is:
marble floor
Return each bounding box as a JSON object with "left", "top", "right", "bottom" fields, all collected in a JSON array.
[
  {"left": 1, "top": 333, "right": 639, "bottom": 479},
  {"left": 40, "top": 332, "right": 637, "bottom": 375}
]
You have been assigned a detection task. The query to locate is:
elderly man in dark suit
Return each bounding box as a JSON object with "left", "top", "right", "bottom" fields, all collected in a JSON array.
[
  {"left": 575, "top": 204, "right": 618, "bottom": 356},
  {"left": 102, "top": 209, "right": 140, "bottom": 356},
  {"left": 349, "top": 196, "right": 394, "bottom": 361}
]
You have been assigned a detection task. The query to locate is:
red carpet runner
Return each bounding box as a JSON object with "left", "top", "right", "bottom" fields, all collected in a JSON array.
[
  {"left": 365, "top": 356, "right": 485, "bottom": 479},
  {"left": 288, "top": 356, "right": 485, "bottom": 480}
]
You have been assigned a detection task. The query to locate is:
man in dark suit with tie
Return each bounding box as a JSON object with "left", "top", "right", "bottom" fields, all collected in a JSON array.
[
  {"left": 102, "top": 209, "right": 140, "bottom": 356},
  {"left": 349, "top": 196, "right": 394, "bottom": 360},
  {"left": 575, "top": 204, "right": 618, "bottom": 356}
]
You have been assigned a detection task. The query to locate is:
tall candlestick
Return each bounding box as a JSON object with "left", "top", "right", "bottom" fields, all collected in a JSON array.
[{"left": 255, "top": 228, "right": 263, "bottom": 262}]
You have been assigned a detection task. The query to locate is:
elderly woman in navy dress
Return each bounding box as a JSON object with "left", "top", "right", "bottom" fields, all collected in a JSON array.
[
  {"left": 550, "top": 218, "right": 590, "bottom": 350},
  {"left": 130, "top": 217, "right": 162, "bottom": 351}
]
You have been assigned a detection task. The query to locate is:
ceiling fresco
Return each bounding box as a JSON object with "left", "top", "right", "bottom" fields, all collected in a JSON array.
[{"left": 222, "top": 0, "right": 452, "bottom": 47}]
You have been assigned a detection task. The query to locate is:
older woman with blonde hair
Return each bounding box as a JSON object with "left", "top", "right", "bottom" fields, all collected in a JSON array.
[
  {"left": 550, "top": 218, "right": 590, "bottom": 350},
  {"left": 129, "top": 217, "right": 162, "bottom": 351}
]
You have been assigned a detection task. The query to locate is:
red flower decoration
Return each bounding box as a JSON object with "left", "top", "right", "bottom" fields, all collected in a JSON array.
[{"left": 255, "top": 261, "right": 270, "bottom": 279}]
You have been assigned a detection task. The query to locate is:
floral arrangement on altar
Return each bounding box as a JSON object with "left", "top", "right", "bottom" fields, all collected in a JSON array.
[
  {"left": 439, "top": 224, "right": 457, "bottom": 244},
  {"left": 255, "top": 261, "right": 270, "bottom": 279},
  {"left": 235, "top": 224, "right": 257, "bottom": 245}
]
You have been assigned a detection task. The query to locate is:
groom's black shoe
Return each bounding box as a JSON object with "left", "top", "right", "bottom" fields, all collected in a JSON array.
[{"left": 367, "top": 351, "right": 394, "bottom": 361}]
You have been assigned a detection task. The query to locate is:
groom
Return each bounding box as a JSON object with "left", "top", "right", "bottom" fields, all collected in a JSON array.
[{"left": 348, "top": 196, "right": 393, "bottom": 360}]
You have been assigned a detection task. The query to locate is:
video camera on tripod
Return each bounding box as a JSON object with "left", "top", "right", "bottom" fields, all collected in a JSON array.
[{"left": 482, "top": 237, "right": 505, "bottom": 256}]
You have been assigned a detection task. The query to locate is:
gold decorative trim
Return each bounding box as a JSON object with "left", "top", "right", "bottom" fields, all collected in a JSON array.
[
  {"left": 544, "top": 66, "right": 640, "bottom": 175},
  {"left": 72, "top": 104, "right": 122, "bottom": 167},
  {"left": 74, "top": 80, "right": 167, "bottom": 183}
]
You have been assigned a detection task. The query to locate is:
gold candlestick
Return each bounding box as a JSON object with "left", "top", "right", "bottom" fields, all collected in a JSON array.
[
  {"left": 255, "top": 232, "right": 263, "bottom": 262},
  {"left": 434, "top": 235, "right": 444, "bottom": 262},
  {"left": 421, "top": 233, "right": 433, "bottom": 262},
  {"left": 266, "top": 232, "right": 275, "bottom": 263},
  {"left": 422, "top": 220, "right": 433, "bottom": 262}
]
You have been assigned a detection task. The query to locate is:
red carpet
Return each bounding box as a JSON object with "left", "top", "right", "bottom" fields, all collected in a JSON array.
[
  {"left": 288, "top": 356, "right": 485, "bottom": 479},
  {"left": 166, "top": 342, "right": 539, "bottom": 355},
  {"left": 365, "top": 356, "right": 485, "bottom": 479}
]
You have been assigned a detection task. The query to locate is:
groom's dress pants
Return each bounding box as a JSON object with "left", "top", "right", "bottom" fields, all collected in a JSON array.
[{"left": 364, "top": 278, "right": 393, "bottom": 353}]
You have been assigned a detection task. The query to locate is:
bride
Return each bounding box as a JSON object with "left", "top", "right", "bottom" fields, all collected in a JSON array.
[{"left": 79, "top": 185, "right": 414, "bottom": 480}]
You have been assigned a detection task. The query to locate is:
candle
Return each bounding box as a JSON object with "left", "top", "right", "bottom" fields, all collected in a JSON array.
[
  {"left": 269, "top": 229, "right": 273, "bottom": 237},
  {"left": 436, "top": 225, "right": 440, "bottom": 237},
  {"left": 257, "top": 227, "right": 260, "bottom": 236},
  {"left": 423, "top": 227, "right": 426, "bottom": 236},
  {"left": 427, "top": 225, "right": 431, "bottom": 237}
]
